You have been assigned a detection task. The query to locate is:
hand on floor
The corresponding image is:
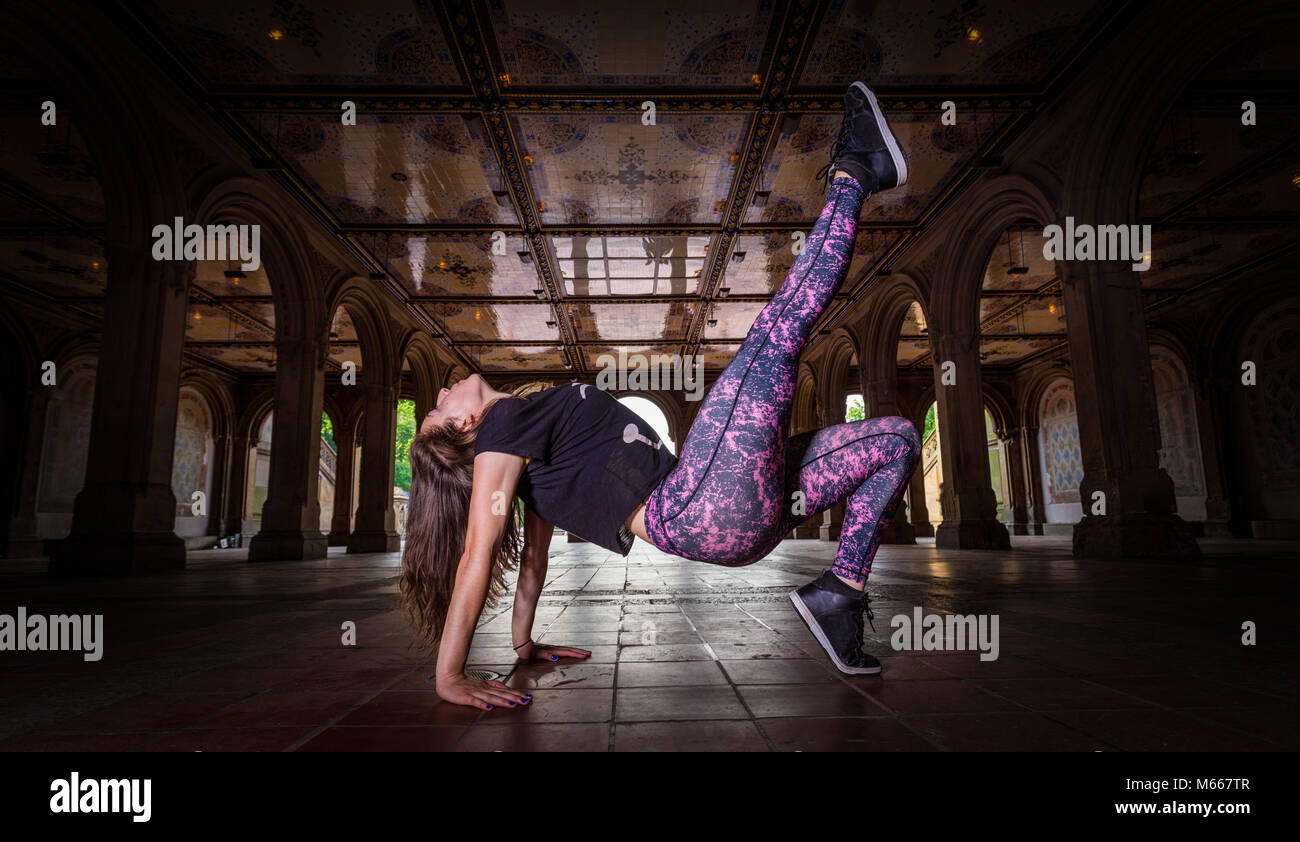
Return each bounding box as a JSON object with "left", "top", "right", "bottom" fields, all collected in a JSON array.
[
  {"left": 436, "top": 672, "right": 532, "bottom": 711},
  {"left": 517, "top": 642, "right": 591, "bottom": 662}
]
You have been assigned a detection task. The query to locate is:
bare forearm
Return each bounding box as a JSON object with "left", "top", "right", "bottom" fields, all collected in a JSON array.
[
  {"left": 435, "top": 554, "right": 491, "bottom": 681},
  {"left": 512, "top": 553, "right": 547, "bottom": 646}
]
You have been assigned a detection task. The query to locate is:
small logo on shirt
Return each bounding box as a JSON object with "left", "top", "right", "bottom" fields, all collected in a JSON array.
[{"left": 623, "top": 423, "right": 663, "bottom": 450}]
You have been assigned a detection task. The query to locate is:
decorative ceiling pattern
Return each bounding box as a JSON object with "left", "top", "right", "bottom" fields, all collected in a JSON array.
[
  {"left": 3, "top": 0, "right": 1289, "bottom": 383},
  {"left": 513, "top": 113, "right": 747, "bottom": 225}
]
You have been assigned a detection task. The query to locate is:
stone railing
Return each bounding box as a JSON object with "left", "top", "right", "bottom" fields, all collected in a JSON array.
[
  {"left": 394, "top": 487, "right": 409, "bottom": 536},
  {"left": 319, "top": 437, "right": 337, "bottom": 483}
]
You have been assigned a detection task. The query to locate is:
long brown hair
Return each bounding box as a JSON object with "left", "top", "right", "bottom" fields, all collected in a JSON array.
[{"left": 401, "top": 379, "right": 553, "bottom": 649}]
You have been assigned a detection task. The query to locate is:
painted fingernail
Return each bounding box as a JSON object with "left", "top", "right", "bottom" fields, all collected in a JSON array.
[
  {"left": 508, "top": 701, "right": 515, "bottom": 706},
  {"left": 485, "top": 705, "right": 492, "bottom": 709},
  {"left": 551, "top": 655, "right": 558, "bottom": 660}
]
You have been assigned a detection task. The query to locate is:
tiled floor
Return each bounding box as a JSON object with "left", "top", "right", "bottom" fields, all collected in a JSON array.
[{"left": 2, "top": 535, "right": 1298, "bottom": 751}]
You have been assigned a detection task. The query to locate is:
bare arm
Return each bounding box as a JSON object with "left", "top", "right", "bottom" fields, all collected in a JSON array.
[
  {"left": 511, "top": 505, "right": 554, "bottom": 651},
  {"left": 433, "top": 450, "right": 532, "bottom": 710},
  {"left": 511, "top": 505, "right": 591, "bottom": 664}
]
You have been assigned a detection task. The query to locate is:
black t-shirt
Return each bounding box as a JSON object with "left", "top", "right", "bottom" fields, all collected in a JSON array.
[{"left": 473, "top": 383, "right": 678, "bottom": 555}]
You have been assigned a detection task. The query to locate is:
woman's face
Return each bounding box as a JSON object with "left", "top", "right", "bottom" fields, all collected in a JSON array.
[{"left": 419, "top": 373, "right": 489, "bottom": 436}]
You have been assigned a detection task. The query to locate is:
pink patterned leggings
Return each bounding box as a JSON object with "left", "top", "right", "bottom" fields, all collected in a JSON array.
[{"left": 643, "top": 176, "right": 921, "bottom": 584}]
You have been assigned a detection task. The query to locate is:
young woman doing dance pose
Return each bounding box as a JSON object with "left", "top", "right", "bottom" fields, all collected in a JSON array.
[{"left": 404, "top": 81, "right": 920, "bottom": 710}]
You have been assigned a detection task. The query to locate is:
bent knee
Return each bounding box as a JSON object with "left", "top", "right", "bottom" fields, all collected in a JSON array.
[{"left": 890, "top": 417, "right": 922, "bottom": 465}]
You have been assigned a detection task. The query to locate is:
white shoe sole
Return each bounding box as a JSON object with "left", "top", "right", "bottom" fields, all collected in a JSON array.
[
  {"left": 789, "top": 588, "right": 883, "bottom": 675},
  {"left": 850, "top": 80, "right": 908, "bottom": 187}
]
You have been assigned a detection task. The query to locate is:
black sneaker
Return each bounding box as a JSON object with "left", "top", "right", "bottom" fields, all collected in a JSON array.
[
  {"left": 815, "top": 81, "right": 909, "bottom": 194},
  {"left": 789, "top": 570, "right": 881, "bottom": 675}
]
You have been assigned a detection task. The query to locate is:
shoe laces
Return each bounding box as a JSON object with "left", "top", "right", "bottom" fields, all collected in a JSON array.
[
  {"left": 813, "top": 118, "right": 855, "bottom": 192},
  {"left": 851, "top": 592, "right": 875, "bottom": 652}
]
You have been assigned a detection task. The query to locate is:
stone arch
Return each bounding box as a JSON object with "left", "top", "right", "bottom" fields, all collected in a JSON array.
[
  {"left": 1017, "top": 362, "right": 1073, "bottom": 431},
  {"left": 930, "top": 172, "right": 1061, "bottom": 334},
  {"left": 817, "top": 328, "right": 859, "bottom": 423},
  {"left": 982, "top": 388, "right": 1016, "bottom": 439},
  {"left": 341, "top": 390, "right": 367, "bottom": 435},
  {"left": 237, "top": 390, "right": 277, "bottom": 444},
  {"left": 320, "top": 391, "right": 346, "bottom": 437},
  {"left": 861, "top": 271, "right": 933, "bottom": 386},
  {"left": 194, "top": 177, "right": 322, "bottom": 342},
  {"left": 396, "top": 329, "right": 442, "bottom": 421},
  {"left": 912, "top": 382, "right": 937, "bottom": 430},
  {"left": 179, "top": 371, "right": 234, "bottom": 443},
  {"left": 793, "top": 364, "right": 818, "bottom": 434}
]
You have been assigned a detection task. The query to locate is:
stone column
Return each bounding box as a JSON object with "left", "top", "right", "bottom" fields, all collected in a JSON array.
[
  {"left": 792, "top": 515, "right": 821, "bottom": 539},
  {"left": 49, "top": 252, "right": 191, "bottom": 575},
  {"left": 863, "top": 376, "right": 916, "bottom": 545},
  {"left": 222, "top": 431, "right": 251, "bottom": 540},
  {"left": 348, "top": 381, "right": 400, "bottom": 553},
  {"left": 207, "top": 430, "right": 229, "bottom": 538},
  {"left": 930, "top": 329, "right": 1011, "bottom": 549},
  {"left": 328, "top": 425, "right": 357, "bottom": 546},
  {"left": 7, "top": 390, "right": 48, "bottom": 557},
  {"left": 1003, "top": 427, "right": 1031, "bottom": 535},
  {"left": 1017, "top": 424, "right": 1046, "bottom": 534},
  {"left": 247, "top": 335, "right": 329, "bottom": 561},
  {"left": 907, "top": 469, "right": 933, "bottom": 537},
  {"left": 1059, "top": 261, "right": 1198, "bottom": 558},
  {"left": 1192, "top": 367, "right": 1232, "bottom": 537},
  {"left": 819, "top": 502, "right": 845, "bottom": 542}
]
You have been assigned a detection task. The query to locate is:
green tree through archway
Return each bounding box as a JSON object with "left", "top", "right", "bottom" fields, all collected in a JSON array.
[{"left": 394, "top": 399, "right": 415, "bottom": 492}]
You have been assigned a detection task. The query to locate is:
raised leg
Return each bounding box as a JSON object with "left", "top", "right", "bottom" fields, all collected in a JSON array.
[{"left": 645, "top": 176, "right": 866, "bottom": 562}]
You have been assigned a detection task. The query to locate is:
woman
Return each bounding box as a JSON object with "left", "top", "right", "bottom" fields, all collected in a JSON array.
[{"left": 404, "top": 81, "right": 921, "bottom": 711}]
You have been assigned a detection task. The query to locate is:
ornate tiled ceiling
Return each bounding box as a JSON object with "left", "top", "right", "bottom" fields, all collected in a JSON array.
[{"left": 1, "top": 0, "right": 1291, "bottom": 382}]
